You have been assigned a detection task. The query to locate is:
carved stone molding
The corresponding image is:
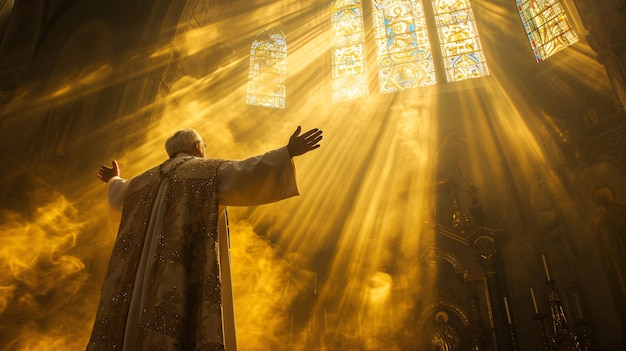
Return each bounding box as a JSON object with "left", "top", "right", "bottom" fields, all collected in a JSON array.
[{"left": 585, "top": 123, "right": 626, "bottom": 171}]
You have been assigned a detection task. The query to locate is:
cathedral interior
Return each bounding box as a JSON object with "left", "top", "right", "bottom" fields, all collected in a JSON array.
[{"left": 1, "top": 0, "right": 626, "bottom": 350}]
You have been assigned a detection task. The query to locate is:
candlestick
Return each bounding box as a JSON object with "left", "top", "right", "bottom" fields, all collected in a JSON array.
[
  {"left": 532, "top": 313, "right": 551, "bottom": 350},
  {"left": 530, "top": 287, "right": 540, "bottom": 314},
  {"left": 504, "top": 296, "right": 512, "bottom": 324},
  {"left": 574, "top": 291, "right": 584, "bottom": 320},
  {"left": 541, "top": 254, "right": 551, "bottom": 281},
  {"left": 507, "top": 323, "right": 520, "bottom": 351}
]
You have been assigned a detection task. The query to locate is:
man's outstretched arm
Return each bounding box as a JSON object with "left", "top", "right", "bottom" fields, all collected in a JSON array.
[
  {"left": 97, "top": 160, "right": 127, "bottom": 212},
  {"left": 218, "top": 126, "right": 323, "bottom": 206}
]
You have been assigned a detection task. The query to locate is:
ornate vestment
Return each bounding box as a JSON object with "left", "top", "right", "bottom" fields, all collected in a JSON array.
[{"left": 88, "top": 148, "right": 298, "bottom": 351}]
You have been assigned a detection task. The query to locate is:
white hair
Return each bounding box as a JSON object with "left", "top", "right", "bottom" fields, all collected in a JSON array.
[{"left": 165, "top": 129, "right": 201, "bottom": 158}]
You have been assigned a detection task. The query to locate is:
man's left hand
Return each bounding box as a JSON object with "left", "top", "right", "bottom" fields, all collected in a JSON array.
[{"left": 287, "top": 126, "right": 323, "bottom": 157}]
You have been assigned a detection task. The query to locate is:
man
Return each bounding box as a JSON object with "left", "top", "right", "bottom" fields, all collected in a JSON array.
[{"left": 87, "top": 126, "right": 323, "bottom": 351}]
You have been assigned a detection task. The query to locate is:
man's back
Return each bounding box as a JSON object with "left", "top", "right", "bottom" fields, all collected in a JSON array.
[{"left": 90, "top": 156, "right": 227, "bottom": 350}]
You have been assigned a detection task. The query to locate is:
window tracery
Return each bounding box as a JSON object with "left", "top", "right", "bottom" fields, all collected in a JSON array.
[
  {"left": 432, "top": 0, "right": 489, "bottom": 82},
  {"left": 516, "top": 0, "right": 579, "bottom": 63},
  {"left": 372, "top": 0, "right": 437, "bottom": 93},
  {"left": 331, "top": 0, "right": 370, "bottom": 102},
  {"left": 246, "top": 29, "right": 287, "bottom": 109}
]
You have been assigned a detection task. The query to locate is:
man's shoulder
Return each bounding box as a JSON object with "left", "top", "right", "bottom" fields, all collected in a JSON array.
[
  {"left": 140, "top": 164, "right": 162, "bottom": 177},
  {"left": 190, "top": 157, "right": 224, "bottom": 167},
  {"left": 179, "top": 158, "right": 224, "bottom": 175},
  {"left": 127, "top": 165, "right": 162, "bottom": 188}
]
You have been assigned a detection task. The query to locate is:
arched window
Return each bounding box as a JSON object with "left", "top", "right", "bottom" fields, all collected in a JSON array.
[
  {"left": 516, "top": 0, "right": 579, "bottom": 63},
  {"left": 246, "top": 29, "right": 287, "bottom": 109},
  {"left": 432, "top": 0, "right": 489, "bottom": 82},
  {"left": 331, "top": 0, "right": 370, "bottom": 102},
  {"left": 372, "top": 0, "right": 437, "bottom": 93},
  {"left": 371, "top": 0, "right": 488, "bottom": 94}
]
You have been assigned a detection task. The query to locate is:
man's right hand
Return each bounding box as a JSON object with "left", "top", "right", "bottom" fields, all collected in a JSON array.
[{"left": 97, "top": 160, "right": 120, "bottom": 183}]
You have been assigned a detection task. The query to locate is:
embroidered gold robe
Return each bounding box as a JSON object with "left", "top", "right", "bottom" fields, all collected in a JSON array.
[{"left": 87, "top": 147, "right": 298, "bottom": 351}]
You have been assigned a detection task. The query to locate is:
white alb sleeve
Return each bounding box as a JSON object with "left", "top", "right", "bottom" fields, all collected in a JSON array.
[
  {"left": 217, "top": 146, "right": 299, "bottom": 206},
  {"left": 107, "top": 176, "right": 129, "bottom": 213}
]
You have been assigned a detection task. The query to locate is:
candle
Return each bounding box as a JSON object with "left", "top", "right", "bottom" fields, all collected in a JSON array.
[
  {"left": 289, "top": 314, "right": 293, "bottom": 342},
  {"left": 314, "top": 272, "right": 317, "bottom": 295},
  {"left": 542, "top": 254, "right": 551, "bottom": 281},
  {"left": 530, "top": 287, "right": 540, "bottom": 314},
  {"left": 324, "top": 309, "right": 328, "bottom": 331},
  {"left": 504, "top": 296, "right": 512, "bottom": 324},
  {"left": 574, "top": 291, "right": 584, "bottom": 319},
  {"left": 388, "top": 292, "right": 394, "bottom": 330}
]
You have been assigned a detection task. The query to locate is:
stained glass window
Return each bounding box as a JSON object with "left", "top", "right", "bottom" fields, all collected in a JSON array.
[
  {"left": 432, "top": 0, "right": 489, "bottom": 82},
  {"left": 372, "top": 0, "right": 437, "bottom": 94},
  {"left": 331, "top": 0, "right": 370, "bottom": 102},
  {"left": 246, "top": 29, "right": 287, "bottom": 109},
  {"left": 516, "top": 0, "right": 579, "bottom": 63}
]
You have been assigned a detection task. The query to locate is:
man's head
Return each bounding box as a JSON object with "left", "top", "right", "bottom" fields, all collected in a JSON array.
[{"left": 165, "top": 129, "right": 206, "bottom": 158}]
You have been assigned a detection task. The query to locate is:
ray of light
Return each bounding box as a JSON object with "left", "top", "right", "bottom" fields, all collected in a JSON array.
[{"left": 0, "top": 1, "right": 617, "bottom": 350}]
